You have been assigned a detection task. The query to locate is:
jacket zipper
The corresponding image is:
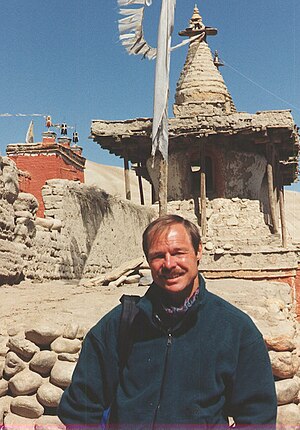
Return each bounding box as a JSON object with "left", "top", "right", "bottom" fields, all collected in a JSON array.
[{"left": 152, "top": 331, "right": 173, "bottom": 429}]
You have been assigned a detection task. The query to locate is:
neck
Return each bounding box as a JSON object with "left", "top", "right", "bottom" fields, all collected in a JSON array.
[{"left": 161, "top": 282, "right": 199, "bottom": 308}]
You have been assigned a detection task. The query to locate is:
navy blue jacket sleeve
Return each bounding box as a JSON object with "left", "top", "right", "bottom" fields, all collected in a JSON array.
[
  {"left": 228, "top": 335, "right": 277, "bottom": 427},
  {"left": 58, "top": 331, "right": 114, "bottom": 429}
]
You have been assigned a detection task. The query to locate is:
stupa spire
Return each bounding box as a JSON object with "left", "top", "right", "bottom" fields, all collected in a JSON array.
[{"left": 173, "top": 5, "right": 236, "bottom": 117}]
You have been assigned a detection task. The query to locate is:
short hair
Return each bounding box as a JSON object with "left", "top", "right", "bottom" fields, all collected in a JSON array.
[{"left": 142, "top": 214, "right": 201, "bottom": 259}]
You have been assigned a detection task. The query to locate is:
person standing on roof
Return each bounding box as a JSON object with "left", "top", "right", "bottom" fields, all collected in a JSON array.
[{"left": 58, "top": 214, "right": 277, "bottom": 429}]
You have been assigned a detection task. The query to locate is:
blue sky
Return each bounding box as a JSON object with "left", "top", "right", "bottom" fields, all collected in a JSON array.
[{"left": 0, "top": 0, "right": 299, "bottom": 191}]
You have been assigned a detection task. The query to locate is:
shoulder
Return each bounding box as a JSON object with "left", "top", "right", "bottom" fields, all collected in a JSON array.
[
  {"left": 87, "top": 303, "right": 123, "bottom": 345},
  {"left": 205, "top": 289, "right": 263, "bottom": 348}
]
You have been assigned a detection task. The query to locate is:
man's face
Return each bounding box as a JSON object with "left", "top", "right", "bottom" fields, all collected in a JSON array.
[{"left": 147, "top": 223, "right": 202, "bottom": 299}]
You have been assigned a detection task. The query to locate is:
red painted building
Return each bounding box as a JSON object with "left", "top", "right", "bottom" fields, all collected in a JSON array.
[{"left": 7, "top": 131, "right": 86, "bottom": 217}]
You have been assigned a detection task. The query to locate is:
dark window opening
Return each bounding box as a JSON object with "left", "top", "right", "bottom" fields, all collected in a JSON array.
[{"left": 191, "top": 156, "right": 214, "bottom": 196}]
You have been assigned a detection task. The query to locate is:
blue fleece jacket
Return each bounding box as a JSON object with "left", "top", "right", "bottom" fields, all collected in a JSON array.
[{"left": 58, "top": 276, "right": 277, "bottom": 429}]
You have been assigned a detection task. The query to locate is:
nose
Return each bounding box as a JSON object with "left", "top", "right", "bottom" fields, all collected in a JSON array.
[{"left": 163, "top": 253, "right": 176, "bottom": 270}]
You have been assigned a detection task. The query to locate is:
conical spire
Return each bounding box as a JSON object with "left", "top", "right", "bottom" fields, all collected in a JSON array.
[{"left": 173, "top": 5, "right": 236, "bottom": 117}]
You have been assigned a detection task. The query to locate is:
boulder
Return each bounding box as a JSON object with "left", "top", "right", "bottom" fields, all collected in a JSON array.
[
  {"left": 25, "top": 324, "right": 62, "bottom": 346},
  {"left": 0, "top": 337, "right": 9, "bottom": 357},
  {"left": 269, "top": 351, "right": 300, "bottom": 379},
  {"left": 58, "top": 353, "right": 79, "bottom": 362},
  {"left": 50, "top": 361, "right": 76, "bottom": 389},
  {"left": 3, "top": 412, "right": 35, "bottom": 430},
  {"left": 0, "top": 379, "right": 8, "bottom": 397},
  {"left": 76, "top": 325, "right": 89, "bottom": 339},
  {"left": 265, "top": 335, "right": 296, "bottom": 352},
  {"left": 35, "top": 414, "right": 66, "bottom": 430},
  {"left": 29, "top": 350, "right": 57, "bottom": 376},
  {"left": 275, "top": 377, "right": 300, "bottom": 405},
  {"left": 63, "top": 323, "right": 79, "bottom": 340},
  {"left": 277, "top": 403, "right": 300, "bottom": 428},
  {"left": 4, "top": 351, "right": 26, "bottom": 378},
  {"left": 10, "top": 395, "right": 44, "bottom": 419},
  {"left": 37, "top": 382, "right": 64, "bottom": 408},
  {"left": 7, "top": 336, "right": 39, "bottom": 360},
  {"left": 0, "top": 357, "right": 4, "bottom": 378},
  {"left": 50, "top": 337, "right": 81, "bottom": 354},
  {"left": 9, "top": 369, "right": 43, "bottom": 396}
]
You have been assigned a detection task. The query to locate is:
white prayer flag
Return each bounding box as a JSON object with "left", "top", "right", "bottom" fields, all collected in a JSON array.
[
  {"left": 25, "top": 120, "right": 34, "bottom": 143},
  {"left": 151, "top": 0, "right": 176, "bottom": 160}
]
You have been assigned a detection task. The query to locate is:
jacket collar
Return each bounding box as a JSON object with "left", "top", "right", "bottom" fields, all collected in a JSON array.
[{"left": 137, "top": 273, "right": 207, "bottom": 323}]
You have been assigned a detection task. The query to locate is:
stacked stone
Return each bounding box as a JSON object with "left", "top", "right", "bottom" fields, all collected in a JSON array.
[
  {"left": 205, "top": 197, "right": 281, "bottom": 250},
  {"left": 13, "top": 192, "right": 38, "bottom": 247},
  {"left": 264, "top": 317, "right": 300, "bottom": 426},
  {"left": 0, "top": 157, "right": 30, "bottom": 285},
  {"left": 0, "top": 323, "right": 87, "bottom": 429}
]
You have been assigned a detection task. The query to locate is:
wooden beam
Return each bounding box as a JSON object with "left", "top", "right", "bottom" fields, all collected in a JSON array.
[
  {"left": 158, "top": 153, "right": 168, "bottom": 216},
  {"left": 266, "top": 143, "right": 278, "bottom": 234},
  {"left": 200, "top": 143, "right": 207, "bottom": 237},
  {"left": 123, "top": 152, "right": 131, "bottom": 201}
]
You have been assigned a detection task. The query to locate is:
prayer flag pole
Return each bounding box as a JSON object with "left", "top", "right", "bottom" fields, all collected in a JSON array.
[{"left": 152, "top": 0, "right": 176, "bottom": 216}]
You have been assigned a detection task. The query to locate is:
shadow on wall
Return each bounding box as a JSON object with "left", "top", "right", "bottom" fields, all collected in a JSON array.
[{"left": 59, "top": 186, "right": 112, "bottom": 279}]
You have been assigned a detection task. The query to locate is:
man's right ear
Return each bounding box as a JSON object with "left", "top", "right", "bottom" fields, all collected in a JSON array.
[{"left": 196, "top": 243, "right": 203, "bottom": 262}]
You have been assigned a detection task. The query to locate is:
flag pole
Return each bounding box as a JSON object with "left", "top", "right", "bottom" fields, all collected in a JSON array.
[{"left": 152, "top": 0, "right": 176, "bottom": 217}]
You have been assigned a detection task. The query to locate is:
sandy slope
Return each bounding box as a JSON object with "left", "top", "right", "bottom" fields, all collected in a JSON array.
[
  {"left": 84, "top": 160, "right": 152, "bottom": 205},
  {"left": 285, "top": 190, "right": 300, "bottom": 244}
]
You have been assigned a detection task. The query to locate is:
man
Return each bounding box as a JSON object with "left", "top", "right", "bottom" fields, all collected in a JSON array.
[{"left": 58, "top": 215, "right": 277, "bottom": 428}]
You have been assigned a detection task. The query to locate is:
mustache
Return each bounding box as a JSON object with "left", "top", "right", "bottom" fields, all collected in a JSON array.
[{"left": 160, "top": 269, "right": 183, "bottom": 276}]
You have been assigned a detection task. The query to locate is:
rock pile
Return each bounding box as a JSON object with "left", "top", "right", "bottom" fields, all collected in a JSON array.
[
  {"left": 0, "top": 322, "right": 88, "bottom": 429},
  {"left": 209, "top": 279, "right": 300, "bottom": 428},
  {"left": 0, "top": 156, "right": 38, "bottom": 285},
  {"left": 1, "top": 278, "right": 300, "bottom": 428}
]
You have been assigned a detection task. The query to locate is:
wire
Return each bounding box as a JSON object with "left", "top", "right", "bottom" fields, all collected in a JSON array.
[
  {"left": 223, "top": 61, "right": 300, "bottom": 114},
  {"left": 0, "top": 113, "right": 45, "bottom": 117}
]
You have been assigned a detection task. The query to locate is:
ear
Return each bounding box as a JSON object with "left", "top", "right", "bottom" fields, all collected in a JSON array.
[{"left": 196, "top": 243, "right": 202, "bottom": 262}]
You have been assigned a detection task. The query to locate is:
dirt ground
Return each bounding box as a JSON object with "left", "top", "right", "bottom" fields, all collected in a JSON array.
[{"left": 1, "top": 277, "right": 292, "bottom": 337}]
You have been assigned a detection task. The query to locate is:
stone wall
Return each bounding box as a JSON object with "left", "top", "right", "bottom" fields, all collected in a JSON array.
[
  {"left": 0, "top": 157, "right": 155, "bottom": 284},
  {"left": 0, "top": 281, "right": 299, "bottom": 428},
  {"left": 0, "top": 156, "right": 37, "bottom": 285},
  {"left": 26, "top": 179, "right": 155, "bottom": 281}
]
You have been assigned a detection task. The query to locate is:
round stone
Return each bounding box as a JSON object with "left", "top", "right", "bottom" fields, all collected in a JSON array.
[
  {"left": 50, "top": 337, "right": 81, "bottom": 354},
  {"left": 10, "top": 395, "right": 44, "bottom": 419},
  {"left": 35, "top": 414, "right": 65, "bottom": 430},
  {"left": 29, "top": 350, "right": 57, "bottom": 376},
  {"left": 25, "top": 324, "right": 62, "bottom": 346},
  {"left": 9, "top": 369, "right": 43, "bottom": 396},
  {"left": 37, "top": 382, "right": 64, "bottom": 408},
  {"left": 0, "top": 379, "right": 9, "bottom": 397},
  {"left": 4, "top": 351, "right": 26, "bottom": 378},
  {"left": 7, "top": 336, "right": 39, "bottom": 360},
  {"left": 50, "top": 360, "right": 76, "bottom": 389}
]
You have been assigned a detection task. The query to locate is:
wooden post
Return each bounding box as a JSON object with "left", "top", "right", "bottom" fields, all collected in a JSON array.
[
  {"left": 123, "top": 151, "right": 131, "bottom": 201},
  {"left": 137, "top": 162, "right": 145, "bottom": 206},
  {"left": 279, "top": 178, "right": 287, "bottom": 248},
  {"left": 158, "top": 153, "right": 168, "bottom": 216},
  {"left": 200, "top": 143, "right": 207, "bottom": 237},
  {"left": 266, "top": 143, "right": 278, "bottom": 234},
  {"left": 151, "top": 183, "right": 156, "bottom": 205}
]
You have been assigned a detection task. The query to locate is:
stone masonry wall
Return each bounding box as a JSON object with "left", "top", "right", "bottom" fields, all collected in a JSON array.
[
  {"left": 0, "top": 156, "right": 38, "bottom": 285},
  {"left": 0, "top": 280, "right": 300, "bottom": 428}
]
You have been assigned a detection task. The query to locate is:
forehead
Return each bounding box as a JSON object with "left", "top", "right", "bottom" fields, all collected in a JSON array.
[{"left": 148, "top": 223, "right": 193, "bottom": 249}]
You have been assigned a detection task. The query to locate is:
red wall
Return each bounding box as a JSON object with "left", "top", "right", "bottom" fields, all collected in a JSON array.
[{"left": 10, "top": 153, "right": 84, "bottom": 217}]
